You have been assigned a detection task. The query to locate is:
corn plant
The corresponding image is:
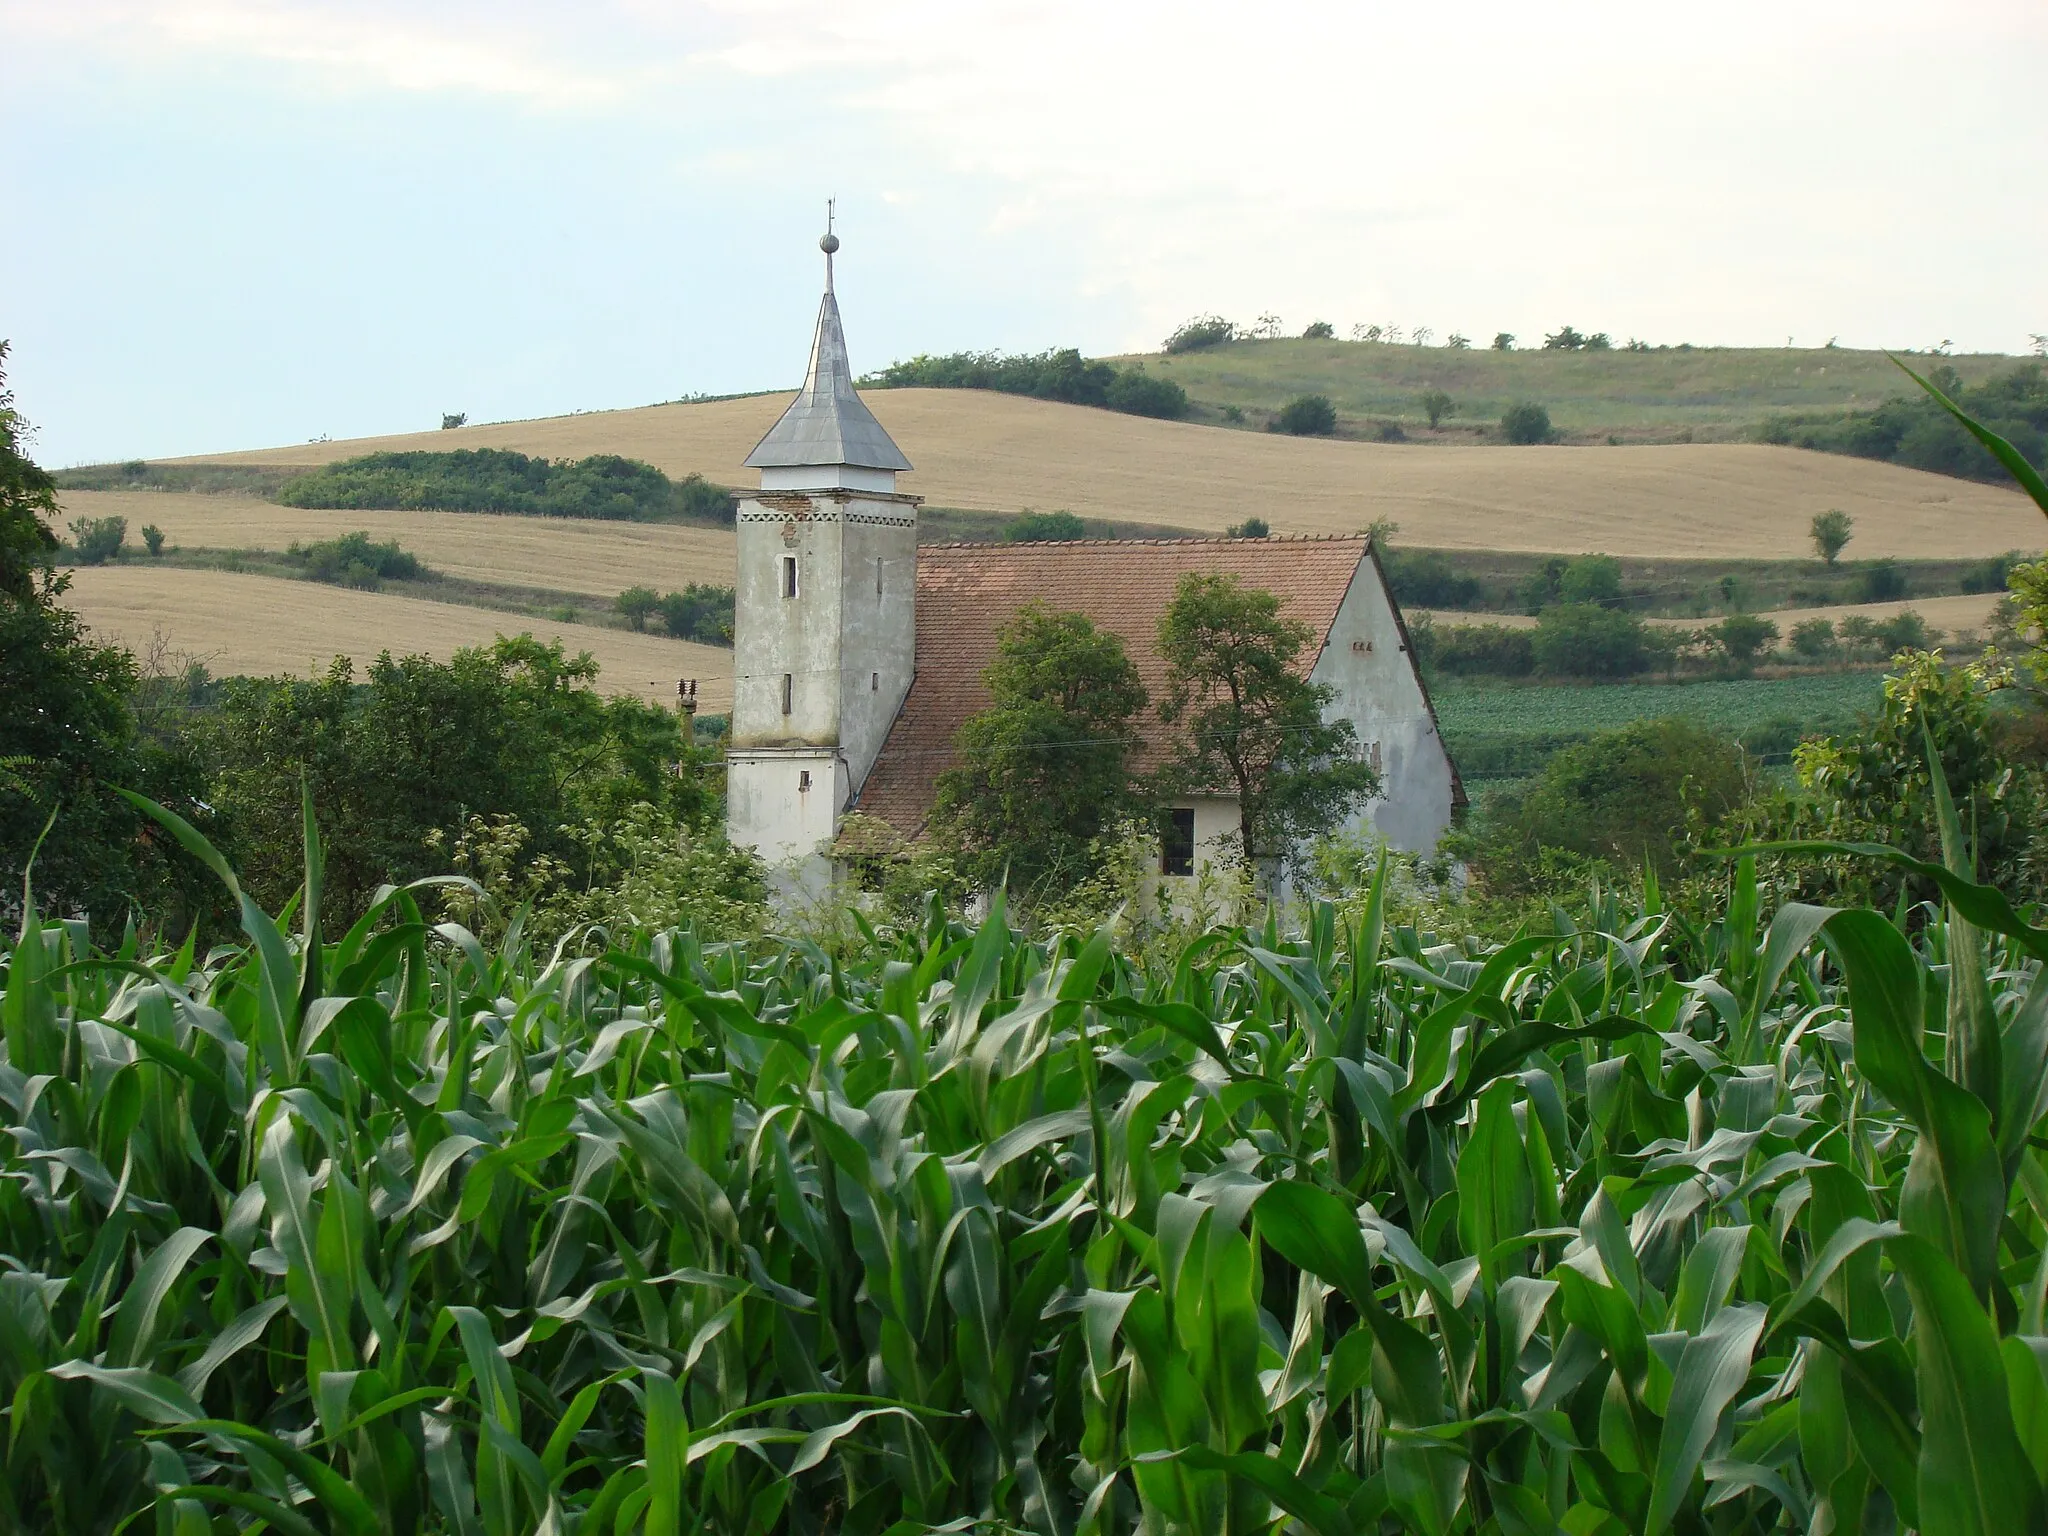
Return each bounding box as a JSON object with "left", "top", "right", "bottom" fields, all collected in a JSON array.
[{"left": 5, "top": 776, "right": 2048, "bottom": 1535}]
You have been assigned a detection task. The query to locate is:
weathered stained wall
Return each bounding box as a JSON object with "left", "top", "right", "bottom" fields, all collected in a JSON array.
[{"left": 1307, "top": 552, "right": 1459, "bottom": 856}]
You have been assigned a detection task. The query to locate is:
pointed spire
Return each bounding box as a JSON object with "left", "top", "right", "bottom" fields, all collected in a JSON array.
[{"left": 743, "top": 218, "right": 912, "bottom": 476}]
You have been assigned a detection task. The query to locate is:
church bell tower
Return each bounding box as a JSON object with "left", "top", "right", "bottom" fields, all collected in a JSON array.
[{"left": 725, "top": 221, "right": 918, "bottom": 880}]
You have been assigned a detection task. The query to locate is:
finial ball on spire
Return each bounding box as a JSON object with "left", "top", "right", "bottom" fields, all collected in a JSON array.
[{"left": 819, "top": 232, "right": 840, "bottom": 255}]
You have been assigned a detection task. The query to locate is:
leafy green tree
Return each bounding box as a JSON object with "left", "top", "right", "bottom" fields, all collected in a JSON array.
[
  {"left": 932, "top": 604, "right": 1148, "bottom": 896},
  {"left": 1419, "top": 389, "right": 1455, "bottom": 429},
  {"left": 1274, "top": 395, "right": 1337, "bottom": 436},
  {"left": 1226, "top": 517, "right": 1270, "bottom": 538},
  {"left": 1482, "top": 718, "right": 1748, "bottom": 890},
  {"left": 1531, "top": 603, "right": 1650, "bottom": 678},
  {"left": 1163, "top": 316, "right": 1236, "bottom": 353},
  {"left": 202, "top": 636, "right": 712, "bottom": 918},
  {"left": 615, "top": 585, "right": 660, "bottom": 631},
  {"left": 1500, "top": 402, "right": 1552, "bottom": 445},
  {"left": 1, "top": 344, "right": 211, "bottom": 927},
  {"left": 141, "top": 523, "right": 165, "bottom": 556},
  {"left": 1858, "top": 557, "right": 1907, "bottom": 602},
  {"left": 1543, "top": 325, "right": 1589, "bottom": 350},
  {"left": 655, "top": 584, "right": 735, "bottom": 643},
  {"left": 1557, "top": 553, "right": 1622, "bottom": 607},
  {"left": 1103, "top": 369, "right": 1189, "bottom": 419},
  {"left": 1810, "top": 508, "right": 1854, "bottom": 566},
  {"left": 1713, "top": 612, "right": 1780, "bottom": 674},
  {"left": 1300, "top": 320, "right": 1335, "bottom": 340},
  {"left": 67, "top": 514, "right": 126, "bottom": 564},
  {"left": 1157, "top": 572, "right": 1378, "bottom": 878},
  {"left": 1492, "top": 332, "right": 1515, "bottom": 350},
  {"left": 1006, "top": 509, "right": 1089, "bottom": 542}
]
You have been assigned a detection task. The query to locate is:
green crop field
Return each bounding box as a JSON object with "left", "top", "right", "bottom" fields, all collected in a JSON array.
[
  {"left": 9, "top": 793, "right": 2048, "bottom": 1532},
  {"left": 1105, "top": 336, "right": 2024, "bottom": 443}
]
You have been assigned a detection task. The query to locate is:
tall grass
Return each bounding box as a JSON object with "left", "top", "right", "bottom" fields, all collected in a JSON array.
[{"left": 6, "top": 778, "right": 2048, "bottom": 1533}]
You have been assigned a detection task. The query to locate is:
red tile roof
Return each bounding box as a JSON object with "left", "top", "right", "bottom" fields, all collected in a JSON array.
[{"left": 856, "top": 534, "right": 1383, "bottom": 833}]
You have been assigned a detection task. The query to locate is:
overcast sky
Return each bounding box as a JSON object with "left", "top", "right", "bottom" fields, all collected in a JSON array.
[{"left": 5, "top": 0, "right": 2044, "bottom": 466}]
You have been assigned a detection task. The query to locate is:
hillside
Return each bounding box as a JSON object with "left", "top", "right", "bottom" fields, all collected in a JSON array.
[
  {"left": 169, "top": 388, "right": 2044, "bottom": 560},
  {"left": 1102, "top": 337, "right": 2027, "bottom": 442}
]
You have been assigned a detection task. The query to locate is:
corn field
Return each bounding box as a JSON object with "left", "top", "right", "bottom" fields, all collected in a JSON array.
[{"left": 7, "top": 787, "right": 2048, "bottom": 1536}]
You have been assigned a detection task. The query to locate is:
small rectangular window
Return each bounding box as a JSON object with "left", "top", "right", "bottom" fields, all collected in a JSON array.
[
  {"left": 875, "top": 556, "right": 882, "bottom": 596},
  {"left": 871, "top": 672, "right": 879, "bottom": 691},
  {"left": 780, "top": 555, "right": 799, "bottom": 599},
  {"left": 1160, "top": 808, "right": 1196, "bottom": 877},
  {"left": 780, "top": 673, "right": 793, "bottom": 715}
]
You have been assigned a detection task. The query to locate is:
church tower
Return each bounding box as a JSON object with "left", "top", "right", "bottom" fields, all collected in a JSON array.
[{"left": 725, "top": 224, "right": 918, "bottom": 878}]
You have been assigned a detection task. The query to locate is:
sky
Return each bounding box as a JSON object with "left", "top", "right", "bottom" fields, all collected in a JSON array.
[{"left": 4, "top": 0, "right": 2045, "bottom": 467}]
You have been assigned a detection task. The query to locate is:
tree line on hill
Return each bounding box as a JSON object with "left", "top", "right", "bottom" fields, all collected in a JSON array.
[
  {"left": 866, "top": 347, "right": 1189, "bottom": 420},
  {"left": 277, "top": 448, "right": 740, "bottom": 523},
  {"left": 1759, "top": 362, "right": 2048, "bottom": 485}
]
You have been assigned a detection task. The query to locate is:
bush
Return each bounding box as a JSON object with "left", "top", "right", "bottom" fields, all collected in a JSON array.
[
  {"left": 1385, "top": 549, "right": 1483, "bottom": 608},
  {"left": 1857, "top": 557, "right": 1908, "bottom": 602},
  {"left": 615, "top": 585, "right": 659, "bottom": 631},
  {"left": 1492, "top": 332, "right": 1515, "bottom": 350},
  {"left": 1411, "top": 618, "right": 1535, "bottom": 677},
  {"left": 1300, "top": 320, "right": 1335, "bottom": 339},
  {"left": 1875, "top": 609, "right": 1935, "bottom": 653},
  {"left": 278, "top": 449, "right": 736, "bottom": 524},
  {"left": 1963, "top": 551, "right": 2024, "bottom": 593},
  {"left": 655, "top": 584, "right": 735, "bottom": 644},
  {"left": 1163, "top": 315, "right": 1237, "bottom": 353},
  {"left": 1103, "top": 368, "right": 1189, "bottom": 419},
  {"left": 141, "top": 523, "right": 165, "bottom": 556},
  {"left": 67, "top": 514, "right": 126, "bottom": 564},
  {"left": 1004, "top": 509, "right": 1085, "bottom": 542},
  {"left": 1500, "top": 402, "right": 1553, "bottom": 445},
  {"left": 1810, "top": 508, "right": 1853, "bottom": 566},
  {"left": 440, "top": 412, "right": 467, "bottom": 429},
  {"left": 1531, "top": 603, "right": 1651, "bottom": 678},
  {"left": 1712, "top": 612, "right": 1780, "bottom": 673},
  {"left": 1757, "top": 362, "right": 2048, "bottom": 487},
  {"left": 1274, "top": 394, "right": 1337, "bottom": 436},
  {"left": 1419, "top": 389, "right": 1454, "bottom": 429},
  {"left": 1225, "top": 516, "right": 1270, "bottom": 538},
  {"left": 284, "top": 531, "right": 422, "bottom": 589},
  {"left": 1789, "top": 617, "right": 1838, "bottom": 659}
]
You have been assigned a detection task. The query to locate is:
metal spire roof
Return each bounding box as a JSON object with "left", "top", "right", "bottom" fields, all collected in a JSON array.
[{"left": 743, "top": 232, "right": 913, "bottom": 474}]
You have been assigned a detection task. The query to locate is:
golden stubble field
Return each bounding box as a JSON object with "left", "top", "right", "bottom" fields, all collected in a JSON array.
[
  {"left": 176, "top": 389, "right": 2046, "bottom": 560},
  {"left": 58, "top": 491, "right": 736, "bottom": 601},
  {"left": 61, "top": 567, "right": 735, "bottom": 710}
]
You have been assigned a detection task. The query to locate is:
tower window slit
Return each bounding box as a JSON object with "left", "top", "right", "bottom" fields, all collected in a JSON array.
[
  {"left": 875, "top": 556, "right": 882, "bottom": 596},
  {"left": 781, "top": 555, "right": 799, "bottom": 599},
  {"left": 780, "top": 673, "right": 793, "bottom": 715}
]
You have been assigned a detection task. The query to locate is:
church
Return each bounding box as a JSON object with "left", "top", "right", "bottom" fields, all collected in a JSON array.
[{"left": 724, "top": 232, "right": 1463, "bottom": 890}]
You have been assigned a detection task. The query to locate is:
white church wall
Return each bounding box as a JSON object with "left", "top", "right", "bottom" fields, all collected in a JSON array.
[
  {"left": 727, "top": 750, "right": 846, "bottom": 871},
  {"left": 730, "top": 495, "right": 845, "bottom": 751},
  {"left": 835, "top": 506, "right": 919, "bottom": 794},
  {"left": 1308, "top": 554, "right": 1458, "bottom": 857}
]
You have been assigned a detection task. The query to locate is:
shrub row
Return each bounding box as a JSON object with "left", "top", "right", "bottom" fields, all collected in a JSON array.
[
  {"left": 278, "top": 449, "right": 739, "bottom": 524},
  {"left": 868, "top": 348, "right": 1188, "bottom": 419}
]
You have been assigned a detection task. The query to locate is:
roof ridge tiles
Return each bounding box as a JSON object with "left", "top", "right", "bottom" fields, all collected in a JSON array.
[{"left": 919, "top": 532, "right": 1366, "bottom": 551}]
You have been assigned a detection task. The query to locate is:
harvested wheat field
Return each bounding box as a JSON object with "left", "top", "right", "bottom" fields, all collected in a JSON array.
[
  {"left": 59, "top": 490, "right": 737, "bottom": 601},
  {"left": 1411, "top": 591, "right": 2008, "bottom": 635},
  {"left": 175, "top": 390, "right": 2046, "bottom": 560},
  {"left": 60, "top": 566, "right": 734, "bottom": 709}
]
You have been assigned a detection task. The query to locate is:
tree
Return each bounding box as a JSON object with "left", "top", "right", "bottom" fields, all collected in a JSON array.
[
  {"left": 441, "top": 412, "right": 468, "bottom": 429},
  {"left": 1543, "top": 325, "right": 1588, "bottom": 350},
  {"left": 1446, "top": 333, "right": 1472, "bottom": 350},
  {"left": 1713, "top": 612, "right": 1780, "bottom": 674},
  {"left": 1226, "top": 517, "right": 1270, "bottom": 538},
  {"left": 1165, "top": 316, "right": 1236, "bottom": 353},
  {"left": 656, "top": 584, "right": 734, "bottom": 644},
  {"left": 142, "top": 523, "right": 165, "bottom": 556},
  {"left": 932, "top": 604, "right": 1148, "bottom": 896},
  {"left": 1301, "top": 320, "right": 1335, "bottom": 340},
  {"left": 615, "top": 585, "right": 660, "bottom": 631},
  {"left": 1858, "top": 558, "right": 1907, "bottom": 602},
  {"left": 1557, "top": 553, "right": 1622, "bottom": 607},
  {"left": 1156, "top": 572, "right": 1378, "bottom": 879},
  {"left": 1483, "top": 718, "right": 1748, "bottom": 889},
  {"left": 1419, "top": 389, "right": 1454, "bottom": 430},
  {"left": 1007, "top": 509, "right": 1089, "bottom": 542},
  {"left": 1810, "top": 508, "right": 1854, "bottom": 566},
  {"left": 1275, "top": 395, "right": 1337, "bottom": 436},
  {"left": 1789, "top": 618, "right": 1837, "bottom": 659},
  {"left": 1492, "top": 333, "right": 1516, "bottom": 351},
  {"left": 1104, "top": 369, "right": 1188, "bottom": 419},
  {"left": 0, "top": 342, "right": 211, "bottom": 927},
  {"left": 1500, "top": 402, "right": 1552, "bottom": 445},
  {"left": 68, "top": 515, "right": 126, "bottom": 564},
  {"left": 1531, "top": 604, "right": 1651, "bottom": 678}
]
